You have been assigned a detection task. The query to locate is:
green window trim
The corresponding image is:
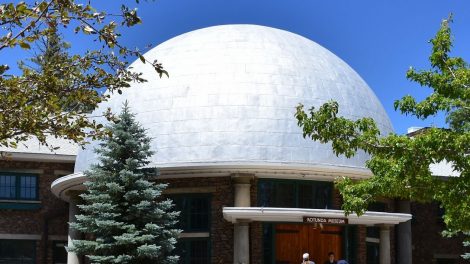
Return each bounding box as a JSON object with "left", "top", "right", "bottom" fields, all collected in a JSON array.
[
  {"left": 0, "top": 201, "right": 42, "bottom": 210},
  {"left": 169, "top": 193, "right": 212, "bottom": 233},
  {"left": 168, "top": 193, "right": 212, "bottom": 264},
  {"left": 257, "top": 178, "right": 334, "bottom": 209},
  {"left": 0, "top": 173, "right": 39, "bottom": 201},
  {"left": 0, "top": 239, "right": 36, "bottom": 263},
  {"left": 175, "top": 237, "right": 211, "bottom": 264}
]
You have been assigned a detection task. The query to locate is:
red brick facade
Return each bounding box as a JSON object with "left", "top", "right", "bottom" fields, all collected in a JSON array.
[
  {"left": 411, "top": 202, "right": 467, "bottom": 264},
  {"left": 250, "top": 177, "right": 263, "bottom": 264},
  {"left": 0, "top": 159, "right": 73, "bottom": 264},
  {"left": 357, "top": 225, "right": 367, "bottom": 264},
  {"left": 1, "top": 164, "right": 467, "bottom": 264}
]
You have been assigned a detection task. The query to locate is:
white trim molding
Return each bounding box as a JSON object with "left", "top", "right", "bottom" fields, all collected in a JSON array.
[
  {"left": 179, "top": 232, "right": 210, "bottom": 238},
  {"left": 164, "top": 187, "right": 217, "bottom": 194},
  {"left": 49, "top": 235, "right": 68, "bottom": 241},
  {"left": 154, "top": 163, "right": 373, "bottom": 180},
  {"left": 223, "top": 207, "right": 412, "bottom": 225},
  {"left": 0, "top": 200, "right": 40, "bottom": 204},
  {"left": 366, "top": 237, "right": 380, "bottom": 243},
  {"left": 0, "top": 234, "right": 41, "bottom": 240},
  {"left": 2, "top": 152, "right": 76, "bottom": 163},
  {"left": 0, "top": 168, "right": 44, "bottom": 174},
  {"left": 51, "top": 172, "right": 86, "bottom": 201}
]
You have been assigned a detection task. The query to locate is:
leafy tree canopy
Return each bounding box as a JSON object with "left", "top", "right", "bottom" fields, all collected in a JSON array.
[
  {"left": 295, "top": 17, "right": 470, "bottom": 244},
  {"left": 0, "top": 1, "right": 167, "bottom": 149}
]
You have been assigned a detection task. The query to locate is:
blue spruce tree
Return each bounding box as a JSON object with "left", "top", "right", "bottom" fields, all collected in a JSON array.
[{"left": 69, "top": 103, "right": 180, "bottom": 263}]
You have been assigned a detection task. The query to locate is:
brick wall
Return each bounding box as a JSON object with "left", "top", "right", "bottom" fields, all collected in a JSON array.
[
  {"left": 357, "top": 225, "right": 367, "bottom": 264},
  {"left": 332, "top": 187, "right": 342, "bottom": 210},
  {"left": 250, "top": 177, "right": 264, "bottom": 264},
  {"left": 411, "top": 202, "right": 466, "bottom": 264},
  {"left": 0, "top": 159, "right": 73, "bottom": 264},
  {"left": 3, "top": 160, "right": 465, "bottom": 264}
]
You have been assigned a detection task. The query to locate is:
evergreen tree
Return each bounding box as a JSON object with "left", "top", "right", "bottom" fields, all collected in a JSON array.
[{"left": 69, "top": 103, "right": 180, "bottom": 264}]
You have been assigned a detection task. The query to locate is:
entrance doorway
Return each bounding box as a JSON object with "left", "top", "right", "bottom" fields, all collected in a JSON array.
[{"left": 274, "top": 224, "right": 343, "bottom": 264}]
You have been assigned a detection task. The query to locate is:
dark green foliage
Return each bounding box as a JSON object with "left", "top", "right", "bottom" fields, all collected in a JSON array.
[
  {"left": 69, "top": 104, "right": 180, "bottom": 264},
  {"left": 295, "top": 17, "right": 470, "bottom": 257}
]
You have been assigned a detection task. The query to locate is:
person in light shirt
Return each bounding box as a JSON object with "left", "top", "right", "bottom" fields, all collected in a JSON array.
[{"left": 302, "top": 253, "right": 315, "bottom": 264}]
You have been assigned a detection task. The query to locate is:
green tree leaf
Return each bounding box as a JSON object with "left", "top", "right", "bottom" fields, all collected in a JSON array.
[
  {"left": 296, "top": 16, "right": 470, "bottom": 256},
  {"left": 0, "top": 1, "right": 167, "bottom": 150}
]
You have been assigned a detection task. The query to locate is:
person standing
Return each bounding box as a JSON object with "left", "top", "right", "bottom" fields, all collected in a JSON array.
[
  {"left": 302, "top": 253, "right": 315, "bottom": 264},
  {"left": 324, "top": 252, "right": 337, "bottom": 264}
]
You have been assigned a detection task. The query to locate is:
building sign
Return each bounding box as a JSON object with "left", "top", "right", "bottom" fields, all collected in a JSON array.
[{"left": 303, "top": 216, "right": 348, "bottom": 225}]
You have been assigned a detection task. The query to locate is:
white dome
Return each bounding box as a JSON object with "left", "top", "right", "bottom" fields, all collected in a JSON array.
[{"left": 74, "top": 24, "right": 393, "bottom": 173}]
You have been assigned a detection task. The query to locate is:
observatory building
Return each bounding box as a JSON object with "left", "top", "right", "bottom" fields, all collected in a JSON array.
[
  {"left": 53, "top": 24, "right": 411, "bottom": 264},
  {"left": 2, "top": 25, "right": 464, "bottom": 264}
]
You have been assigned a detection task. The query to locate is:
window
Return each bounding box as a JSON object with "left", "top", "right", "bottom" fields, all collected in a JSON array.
[
  {"left": 53, "top": 241, "right": 67, "bottom": 264},
  {"left": 175, "top": 239, "right": 210, "bottom": 264},
  {"left": 171, "top": 195, "right": 211, "bottom": 232},
  {"left": 262, "top": 224, "right": 274, "bottom": 264},
  {"left": 365, "top": 203, "right": 381, "bottom": 264},
  {"left": 366, "top": 242, "right": 379, "bottom": 264},
  {"left": 258, "top": 179, "right": 333, "bottom": 209},
  {"left": 0, "top": 239, "right": 36, "bottom": 264},
  {"left": 436, "top": 258, "right": 457, "bottom": 264},
  {"left": 0, "top": 173, "right": 38, "bottom": 200},
  {"left": 169, "top": 194, "right": 211, "bottom": 264},
  {"left": 368, "top": 202, "right": 387, "bottom": 212},
  {"left": 366, "top": 226, "right": 380, "bottom": 239}
]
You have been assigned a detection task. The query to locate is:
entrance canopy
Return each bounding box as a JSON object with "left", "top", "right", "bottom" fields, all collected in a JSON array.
[{"left": 223, "top": 207, "right": 411, "bottom": 225}]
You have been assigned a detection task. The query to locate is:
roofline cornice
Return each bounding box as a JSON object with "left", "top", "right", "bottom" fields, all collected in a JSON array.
[
  {"left": 155, "top": 163, "right": 373, "bottom": 180},
  {"left": 1, "top": 152, "right": 76, "bottom": 163}
]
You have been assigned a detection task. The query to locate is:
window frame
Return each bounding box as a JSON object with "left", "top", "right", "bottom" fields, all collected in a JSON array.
[
  {"left": 0, "top": 173, "right": 39, "bottom": 201},
  {"left": 175, "top": 237, "right": 211, "bottom": 264},
  {"left": 52, "top": 241, "right": 67, "bottom": 264},
  {"left": 168, "top": 193, "right": 212, "bottom": 264},
  {"left": 170, "top": 193, "right": 212, "bottom": 233},
  {"left": 0, "top": 239, "right": 37, "bottom": 264},
  {"left": 257, "top": 179, "right": 334, "bottom": 209}
]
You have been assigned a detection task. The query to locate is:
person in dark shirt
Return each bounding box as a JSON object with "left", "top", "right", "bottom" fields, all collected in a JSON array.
[{"left": 324, "top": 252, "right": 337, "bottom": 264}]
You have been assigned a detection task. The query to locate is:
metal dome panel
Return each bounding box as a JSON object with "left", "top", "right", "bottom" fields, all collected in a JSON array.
[{"left": 74, "top": 24, "right": 393, "bottom": 173}]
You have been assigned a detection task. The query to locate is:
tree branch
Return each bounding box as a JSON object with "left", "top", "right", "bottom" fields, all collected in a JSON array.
[
  {"left": 447, "top": 66, "right": 469, "bottom": 89},
  {"left": 0, "top": 0, "right": 53, "bottom": 51}
]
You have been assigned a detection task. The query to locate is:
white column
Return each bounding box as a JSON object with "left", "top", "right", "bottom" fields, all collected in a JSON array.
[
  {"left": 234, "top": 182, "right": 251, "bottom": 207},
  {"left": 234, "top": 222, "right": 250, "bottom": 264},
  {"left": 379, "top": 225, "right": 391, "bottom": 264},
  {"left": 67, "top": 196, "right": 81, "bottom": 264},
  {"left": 232, "top": 174, "right": 252, "bottom": 264},
  {"left": 397, "top": 200, "right": 412, "bottom": 264}
]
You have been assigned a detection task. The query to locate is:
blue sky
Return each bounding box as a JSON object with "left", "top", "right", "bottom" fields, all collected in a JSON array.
[{"left": 3, "top": 1, "right": 470, "bottom": 134}]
